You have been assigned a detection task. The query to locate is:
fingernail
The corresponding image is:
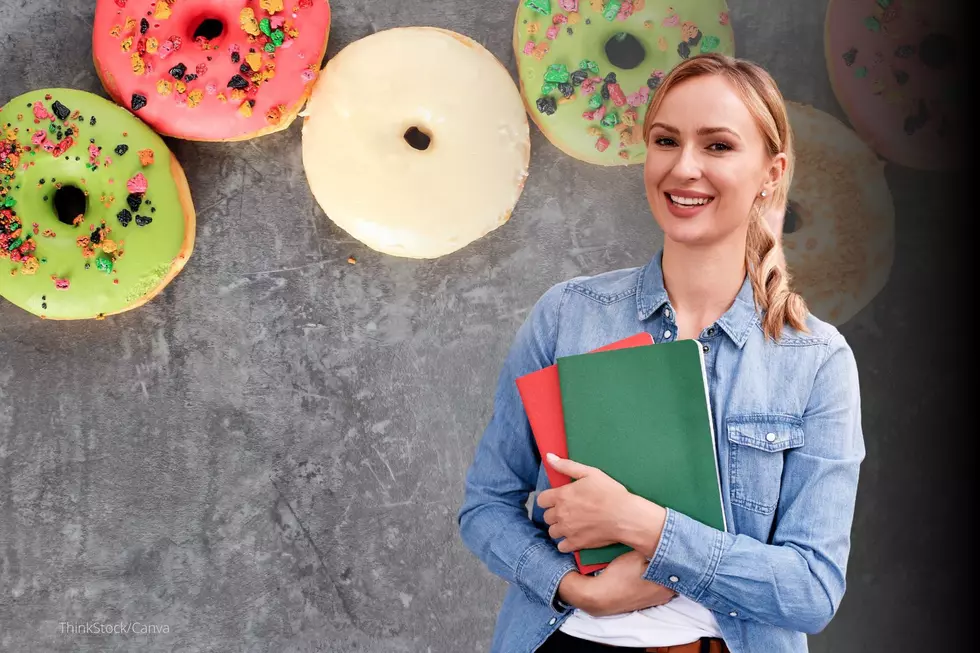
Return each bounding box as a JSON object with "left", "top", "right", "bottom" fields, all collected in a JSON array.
[{"left": 546, "top": 452, "right": 558, "bottom": 462}]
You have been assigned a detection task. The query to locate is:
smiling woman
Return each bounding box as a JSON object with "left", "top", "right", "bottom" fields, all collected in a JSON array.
[
  {"left": 458, "top": 52, "right": 865, "bottom": 653},
  {"left": 640, "top": 55, "right": 807, "bottom": 342}
]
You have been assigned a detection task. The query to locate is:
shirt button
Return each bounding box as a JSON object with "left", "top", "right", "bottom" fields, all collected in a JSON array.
[
  {"left": 669, "top": 575, "right": 679, "bottom": 583},
  {"left": 549, "top": 617, "right": 557, "bottom": 625},
  {"left": 664, "top": 330, "right": 672, "bottom": 339},
  {"left": 729, "top": 611, "right": 738, "bottom": 617},
  {"left": 765, "top": 432, "right": 776, "bottom": 442},
  {"left": 702, "top": 344, "right": 709, "bottom": 353},
  {"left": 664, "top": 308, "right": 671, "bottom": 319},
  {"left": 707, "top": 327, "right": 716, "bottom": 336}
]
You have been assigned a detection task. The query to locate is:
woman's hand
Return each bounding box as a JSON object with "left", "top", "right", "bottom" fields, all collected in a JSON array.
[
  {"left": 537, "top": 454, "right": 631, "bottom": 552},
  {"left": 538, "top": 453, "right": 668, "bottom": 557},
  {"left": 558, "top": 551, "right": 677, "bottom": 617}
]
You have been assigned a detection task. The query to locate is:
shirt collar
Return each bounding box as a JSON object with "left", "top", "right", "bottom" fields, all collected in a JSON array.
[{"left": 635, "top": 249, "right": 760, "bottom": 348}]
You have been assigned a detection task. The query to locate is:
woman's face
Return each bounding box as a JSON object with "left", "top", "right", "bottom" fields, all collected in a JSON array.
[{"left": 643, "top": 74, "right": 779, "bottom": 248}]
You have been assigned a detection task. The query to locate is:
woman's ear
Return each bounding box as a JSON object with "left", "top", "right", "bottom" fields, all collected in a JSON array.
[{"left": 764, "top": 152, "right": 788, "bottom": 194}]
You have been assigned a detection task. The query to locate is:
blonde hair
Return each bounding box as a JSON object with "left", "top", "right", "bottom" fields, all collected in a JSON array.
[{"left": 642, "top": 53, "right": 808, "bottom": 341}]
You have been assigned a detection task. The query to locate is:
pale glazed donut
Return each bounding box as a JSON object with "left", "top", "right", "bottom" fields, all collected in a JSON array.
[
  {"left": 782, "top": 102, "right": 895, "bottom": 326},
  {"left": 300, "top": 27, "right": 531, "bottom": 259}
]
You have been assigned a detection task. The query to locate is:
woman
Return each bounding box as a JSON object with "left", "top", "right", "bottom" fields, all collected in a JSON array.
[{"left": 457, "top": 53, "right": 865, "bottom": 653}]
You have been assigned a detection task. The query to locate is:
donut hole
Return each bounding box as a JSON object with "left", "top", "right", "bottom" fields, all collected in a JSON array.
[
  {"left": 53, "top": 185, "right": 87, "bottom": 226},
  {"left": 192, "top": 18, "right": 225, "bottom": 42},
  {"left": 404, "top": 126, "right": 432, "bottom": 151},
  {"left": 605, "top": 32, "right": 646, "bottom": 70},
  {"left": 919, "top": 33, "right": 957, "bottom": 70},
  {"left": 783, "top": 200, "right": 803, "bottom": 234}
]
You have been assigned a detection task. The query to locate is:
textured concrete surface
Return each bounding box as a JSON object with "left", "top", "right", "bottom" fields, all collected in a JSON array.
[{"left": 0, "top": 1, "right": 969, "bottom": 652}]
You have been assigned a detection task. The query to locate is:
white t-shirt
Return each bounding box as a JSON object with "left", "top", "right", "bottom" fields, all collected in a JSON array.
[{"left": 560, "top": 594, "right": 723, "bottom": 647}]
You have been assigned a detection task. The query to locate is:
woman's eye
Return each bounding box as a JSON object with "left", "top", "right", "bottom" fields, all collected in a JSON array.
[
  {"left": 653, "top": 137, "right": 676, "bottom": 147},
  {"left": 708, "top": 142, "right": 732, "bottom": 152}
]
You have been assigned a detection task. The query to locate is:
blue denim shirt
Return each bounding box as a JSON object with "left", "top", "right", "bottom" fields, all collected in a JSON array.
[{"left": 458, "top": 249, "right": 865, "bottom": 653}]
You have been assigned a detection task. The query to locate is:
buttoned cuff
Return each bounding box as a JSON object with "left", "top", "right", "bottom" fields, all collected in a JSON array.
[
  {"left": 515, "top": 541, "right": 578, "bottom": 615},
  {"left": 643, "top": 508, "right": 726, "bottom": 602}
]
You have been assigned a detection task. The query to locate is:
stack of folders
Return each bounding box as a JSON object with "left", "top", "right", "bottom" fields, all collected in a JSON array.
[{"left": 516, "top": 333, "right": 726, "bottom": 573}]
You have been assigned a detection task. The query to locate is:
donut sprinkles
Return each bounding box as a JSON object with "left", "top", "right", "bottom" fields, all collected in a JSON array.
[
  {"left": 515, "top": 0, "right": 734, "bottom": 165},
  {"left": 93, "top": 0, "right": 332, "bottom": 141},
  {"left": 1, "top": 100, "right": 136, "bottom": 279},
  {"left": 825, "top": 0, "right": 964, "bottom": 169},
  {"left": 0, "top": 89, "right": 194, "bottom": 320}
]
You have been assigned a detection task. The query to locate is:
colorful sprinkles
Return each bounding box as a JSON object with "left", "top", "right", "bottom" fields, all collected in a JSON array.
[
  {"left": 1, "top": 92, "right": 163, "bottom": 316},
  {"left": 836, "top": 0, "right": 961, "bottom": 137},
  {"left": 518, "top": 0, "right": 731, "bottom": 160},
  {"left": 2, "top": 125, "right": 39, "bottom": 272},
  {"left": 103, "top": 0, "right": 319, "bottom": 126}
]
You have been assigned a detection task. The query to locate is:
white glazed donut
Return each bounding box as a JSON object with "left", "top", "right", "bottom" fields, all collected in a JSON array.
[
  {"left": 301, "top": 27, "right": 531, "bottom": 259},
  {"left": 783, "top": 101, "right": 895, "bottom": 325}
]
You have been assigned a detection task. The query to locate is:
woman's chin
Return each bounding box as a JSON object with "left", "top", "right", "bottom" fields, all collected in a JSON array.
[
  {"left": 656, "top": 210, "right": 745, "bottom": 248},
  {"left": 660, "top": 221, "right": 715, "bottom": 247}
]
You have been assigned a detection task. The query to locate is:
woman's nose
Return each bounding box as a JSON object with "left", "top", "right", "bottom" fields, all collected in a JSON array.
[{"left": 671, "top": 145, "right": 702, "bottom": 181}]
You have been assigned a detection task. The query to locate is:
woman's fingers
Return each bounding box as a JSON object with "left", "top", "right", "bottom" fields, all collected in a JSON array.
[
  {"left": 546, "top": 453, "right": 596, "bottom": 480},
  {"left": 536, "top": 488, "right": 556, "bottom": 508}
]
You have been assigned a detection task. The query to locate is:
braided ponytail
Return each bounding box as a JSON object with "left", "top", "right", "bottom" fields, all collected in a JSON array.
[{"left": 746, "top": 202, "right": 808, "bottom": 340}]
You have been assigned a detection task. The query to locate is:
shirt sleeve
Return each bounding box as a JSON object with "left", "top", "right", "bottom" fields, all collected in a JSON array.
[
  {"left": 457, "top": 281, "right": 578, "bottom": 615},
  {"left": 642, "top": 332, "right": 866, "bottom": 634}
]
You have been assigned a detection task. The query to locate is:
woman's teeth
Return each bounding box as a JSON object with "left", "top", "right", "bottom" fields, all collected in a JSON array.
[{"left": 669, "top": 194, "right": 713, "bottom": 206}]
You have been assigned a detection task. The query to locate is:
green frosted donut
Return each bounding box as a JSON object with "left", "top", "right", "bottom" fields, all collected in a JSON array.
[
  {"left": 0, "top": 88, "right": 195, "bottom": 320},
  {"left": 514, "top": 0, "right": 735, "bottom": 165}
]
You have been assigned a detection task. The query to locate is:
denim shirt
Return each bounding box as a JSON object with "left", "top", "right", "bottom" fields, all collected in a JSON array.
[{"left": 457, "top": 250, "right": 865, "bottom": 653}]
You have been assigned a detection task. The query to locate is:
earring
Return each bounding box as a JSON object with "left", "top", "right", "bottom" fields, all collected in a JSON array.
[{"left": 760, "top": 190, "right": 767, "bottom": 197}]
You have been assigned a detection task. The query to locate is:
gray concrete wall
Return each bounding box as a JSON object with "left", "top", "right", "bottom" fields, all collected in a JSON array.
[{"left": 0, "top": 1, "right": 967, "bottom": 651}]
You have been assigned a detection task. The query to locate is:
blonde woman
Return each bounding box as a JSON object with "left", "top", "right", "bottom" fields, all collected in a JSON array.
[{"left": 458, "top": 53, "right": 865, "bottom": 653}]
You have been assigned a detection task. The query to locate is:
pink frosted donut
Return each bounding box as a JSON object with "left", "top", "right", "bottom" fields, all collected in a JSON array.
[
  {"left": 93, "top": 0, "right": 332, "bottom": 141},
  {"left": 824, "top": 0, "right": 965, "bottom": 170}
]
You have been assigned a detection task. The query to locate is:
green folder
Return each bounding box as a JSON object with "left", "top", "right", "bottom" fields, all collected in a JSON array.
[{"left": 556, "top": 339, "right": 726, "bottom": 565}]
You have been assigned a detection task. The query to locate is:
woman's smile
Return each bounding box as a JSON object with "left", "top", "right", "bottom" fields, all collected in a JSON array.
[{"left": 664, "top": 189, "right": 716, "bottom": 218}]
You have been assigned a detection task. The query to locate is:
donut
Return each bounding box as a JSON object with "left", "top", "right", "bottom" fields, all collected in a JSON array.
[
  {"left": 824, "top": 0, "right": 966, "bottom": 169},
  {"left": 514, "top": 0, "right": 735, "bottom": 165},
  {"left": 301, "top": 27, "right": 530, "bottom": 259},
  {"left": 0, "top": 88, "right": 195, "bottom": 320},
  {"left": 93, "top": 0, "right": 332, "bottom": 141},
  {"left": 782, "top": 101, "right": 894, "bottom": 326}
]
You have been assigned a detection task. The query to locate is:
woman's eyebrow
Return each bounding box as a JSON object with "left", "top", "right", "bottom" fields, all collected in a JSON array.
[
  {"left": 697, "top": 126, "right": 742, "bottom": 140},
  {"left": 649, "top": 122, "right": 742, "bottom": 141},
  {"left": 649, "top": 121, "right": 678, "bottom": 134}
]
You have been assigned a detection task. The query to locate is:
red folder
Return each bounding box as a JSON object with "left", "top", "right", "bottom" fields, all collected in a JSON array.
[{"left": 516, "top": 332, "right": 655, "bottom": 574}]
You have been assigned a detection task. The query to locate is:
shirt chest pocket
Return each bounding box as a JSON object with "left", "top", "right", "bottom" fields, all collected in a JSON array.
[{"left": 727, "top": 415, "right": 805, "bottom": 515}]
